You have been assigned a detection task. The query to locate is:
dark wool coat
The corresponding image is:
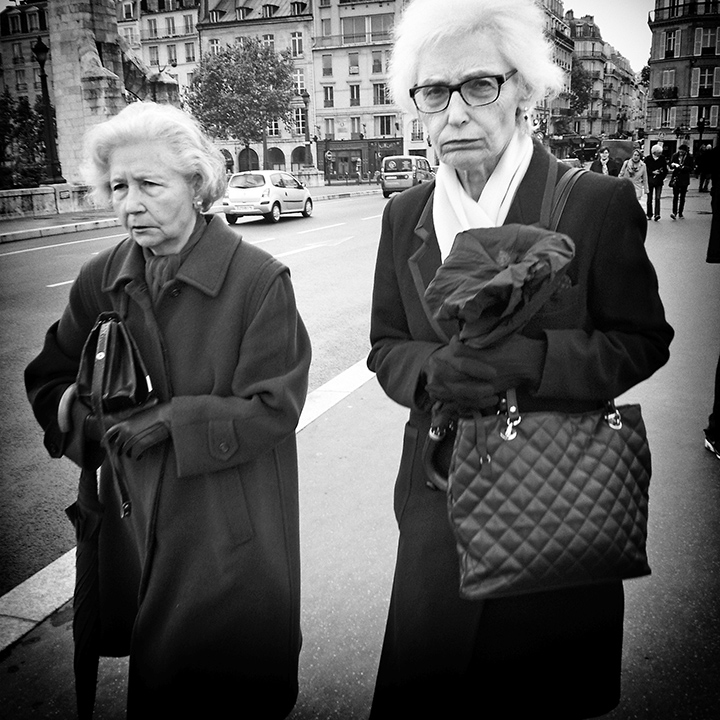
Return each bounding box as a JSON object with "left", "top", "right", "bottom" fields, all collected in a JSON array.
[
  {"left": 367, "top": 142, "right": 673, "bottom": 719},
  {"left": 669, "top": 150, "right": 695, "bottom": 188},
  {"left": 25, "top": 215, "right": 311, "bottom": 718}
]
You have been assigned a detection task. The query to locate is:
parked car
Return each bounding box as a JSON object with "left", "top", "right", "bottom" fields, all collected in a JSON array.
[
  {"left": 561, "top": 157, "right": 583, "bottom": 169},
  {"left": 213, "top": 170, "right": 313, "bottom": 224},
  {"left": 380, "top": 155, "right": 435, "bottom": 198}
]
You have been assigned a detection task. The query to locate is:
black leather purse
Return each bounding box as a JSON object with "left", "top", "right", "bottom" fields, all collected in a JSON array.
[
  {"left": 75, "top": 311, "right": 156, "bottom": 517},
  {"left": 76, "top": 311, "right": 155, "bottom": 415}
]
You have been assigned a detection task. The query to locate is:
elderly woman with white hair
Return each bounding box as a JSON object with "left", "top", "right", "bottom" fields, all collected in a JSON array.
[
  {"left": 367, "top": 0, "right": 673, "bottom": 717},
  {"left": 25, "top": 102, "right": 310, "bottom": 718}
]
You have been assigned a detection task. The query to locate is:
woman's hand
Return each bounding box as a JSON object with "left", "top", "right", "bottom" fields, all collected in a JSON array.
[
  {"left": 473, "top": 335, "right": 547, "bottom": 394},
  {"left": 424, "top": 336, "right": 497, "bottom": 406},
  {"left": 105, "top": 404, "right": 172, "bottom": 460}
]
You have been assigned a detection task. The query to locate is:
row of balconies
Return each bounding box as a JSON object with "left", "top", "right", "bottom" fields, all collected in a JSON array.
[
  {"left": 649, "top": 2, "right": 720, "bottom": 23},
  {"left": 314, "top": 33, "right": 392, "bottom": 48},
  {"left": 652, "top": 85, "right": 717, "bottom": 101},
  {"left": 140, "top": 29, "right": 196, "bottom": 41}
]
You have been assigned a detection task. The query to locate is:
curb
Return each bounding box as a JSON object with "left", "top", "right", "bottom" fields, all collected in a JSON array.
[
  {"left": 0, "top": 189, "right": 382, "bottom": 245},
  {"left": 0, "top": 359, "right": 375, "bottom": 654},
  {"left": 0, "top": 217, "right": 121, "bottom": 244}
]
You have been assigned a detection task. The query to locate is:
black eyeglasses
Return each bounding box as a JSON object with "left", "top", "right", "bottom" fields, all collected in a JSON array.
[{"left": 409, "top": 69, "right": 518, "bottom": 114}]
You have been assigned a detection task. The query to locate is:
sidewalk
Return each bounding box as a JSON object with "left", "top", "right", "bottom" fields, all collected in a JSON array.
[
  {"left": 0, "top": 186, "right": 382, "bottom": 244},
  {"left": 0, "top": 186, "right": 718, "bottom": 718},
  {"left": 0, "top": 361, "right": 406, "bottom": 719}
]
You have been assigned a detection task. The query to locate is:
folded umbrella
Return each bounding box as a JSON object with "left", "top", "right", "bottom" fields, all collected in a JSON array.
[{"left": 65, "top": 467, "right": 104, "bottom": 720}]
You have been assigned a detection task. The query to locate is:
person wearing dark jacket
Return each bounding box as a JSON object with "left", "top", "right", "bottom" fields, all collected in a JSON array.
[
  {"left": 367, "top": 1, "right": 674, "bottom": 718},
  {"left": 669, "top": 144, "right": 695, "bottom": 219},
  {"left": 645, "top": 144, "right": 669, "bottom": 220},
  {"left": 590, "top": 147, "right": 621, "bottom": 176},
  {"left": 24, "top": 102, "right": 311, "bottom": 718}
]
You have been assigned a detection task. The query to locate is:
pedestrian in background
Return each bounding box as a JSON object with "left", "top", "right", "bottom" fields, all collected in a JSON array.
[
  {"left": 669, "top": 143, "right": 694, "bottom": 219},
  {"left": 645, "top": 144, "right": 668, "bottom": 221},
  {"left": 619, "top": 147, "right": 650, "bottom": 201},
  {"left": 590, "top": 146, "right": 621, "bottom": 176},
  {"left": 24, "top": 102, "right": 311, "bottom": 718},
  {"left": 367, "top": 0, "right": 673, "bottom": 717},
  {"left": 697, "top": 142, "right": 712, "bottom": 192}
]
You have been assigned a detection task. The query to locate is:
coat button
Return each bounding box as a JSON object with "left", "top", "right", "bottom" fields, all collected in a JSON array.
[
  {"left": 170, "top": 286, "right": 181, "bottom": 297},
  {"left": 218, "top": 441, "right": 230, "bottom": 454}
]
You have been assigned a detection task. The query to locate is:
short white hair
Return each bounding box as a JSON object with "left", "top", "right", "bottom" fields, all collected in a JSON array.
[
  {"left": 82, "top": 101, "right": 227, "bottom": 211},
  {"left": 389, "top": 0, "right": 563, "bottom": 118}
]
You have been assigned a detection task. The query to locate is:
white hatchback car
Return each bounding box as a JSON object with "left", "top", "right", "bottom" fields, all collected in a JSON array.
[{"left": 214, "top": 170, "right": 313, "bottom": 224}]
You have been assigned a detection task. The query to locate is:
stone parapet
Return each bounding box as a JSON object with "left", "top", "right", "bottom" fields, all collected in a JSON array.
[{"left": 0, "top": 185, "right": 97, "bottom": 219}]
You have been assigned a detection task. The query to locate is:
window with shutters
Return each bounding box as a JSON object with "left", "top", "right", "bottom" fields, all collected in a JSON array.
[
  {"left": 695, "top": 27, "right": 718, "bottom": 56},
  {"left": 349, "top": 84, "right": 361, "bottom": 106}
]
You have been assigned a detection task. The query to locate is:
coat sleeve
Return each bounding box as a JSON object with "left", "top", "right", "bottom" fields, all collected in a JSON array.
[
  {"left": 367, "top": 196, "right": 441, "bottom": 412},
  {"left": 536, "top": 178, "right": 674, "bottom": 400},
  {"left": 170, "top": 269, "right": 311, "bottom": 478},
  {"left": 24, "top": 261, "right": 107, "bottom": 467}
]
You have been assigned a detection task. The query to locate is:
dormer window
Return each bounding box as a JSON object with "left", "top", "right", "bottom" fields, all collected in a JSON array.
[
  {"left": 291, "top": 2, "right": 307, "bottom": 14},
  {"left": 235, "top": 3, "right": 251, "bottom": 20},
  {"left": 262, "top": 4, "right": 278, "bottom": 18}
]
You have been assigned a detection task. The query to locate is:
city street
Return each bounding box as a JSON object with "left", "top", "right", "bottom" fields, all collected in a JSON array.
[
  {"left": 0, "top": 193, "right": 386, "bottom": 596},
  {"left": 0, "top": 186, "right": 719, "bottom": 718}
]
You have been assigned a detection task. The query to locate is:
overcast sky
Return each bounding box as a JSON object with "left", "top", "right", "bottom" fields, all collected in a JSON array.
[
  {"left": 565, "top": 0, "right": 655, "bottom": 73},
  {"left": 2, "top": 0, "right": 655, "bottom": 74}
]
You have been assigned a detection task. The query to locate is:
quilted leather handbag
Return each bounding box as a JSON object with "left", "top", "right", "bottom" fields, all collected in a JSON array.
[{"left": 447, "top": 389, "right": 652, "bottom": 600}]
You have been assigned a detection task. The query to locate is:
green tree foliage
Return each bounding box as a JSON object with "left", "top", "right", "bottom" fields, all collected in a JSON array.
[
  {"left": 0, "top": 90, "right": 48, "bottom": 188},
  {"left": 570, "top": 64, "right": 593, "bottom": 117},
  {"left": 185, "top": 38, "right": 295, "bottom": 144}
]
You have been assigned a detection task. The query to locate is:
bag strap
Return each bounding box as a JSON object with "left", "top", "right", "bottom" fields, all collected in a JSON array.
[
  {"left": 548, "top": 166, "right": 585, "bottom": 231},
  {"left": 91, "top": 318, "right": 133, "bottom": 518},
  {"left": 482, "top": 166, "right": 585, "bottom": 343}
]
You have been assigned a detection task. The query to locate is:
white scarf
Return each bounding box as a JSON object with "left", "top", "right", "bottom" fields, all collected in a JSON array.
[{"left": 432, "top": 130, "right": 534, "bottom": 262}]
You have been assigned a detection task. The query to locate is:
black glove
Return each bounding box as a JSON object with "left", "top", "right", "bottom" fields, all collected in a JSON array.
[
  {"left": 424, "top": 336, "right": 498, "bottom": 408},
  {"left": 105, "top": 403, "right": 172, "bottom": 460},
  {"left": 476, "top": 335, "right": 547, "bottom": 394}
]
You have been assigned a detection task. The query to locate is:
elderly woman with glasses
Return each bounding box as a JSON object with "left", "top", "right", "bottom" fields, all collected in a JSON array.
[{"left": 367, "top": 1, "right": 673, "bottom": 717}]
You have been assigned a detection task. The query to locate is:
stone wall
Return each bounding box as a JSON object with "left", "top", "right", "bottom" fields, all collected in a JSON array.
[
  {"left": 49, "top": 0, "right": 126, "bottom": 185},
  {"left": 0, "top": 185, "right": 97, "bottom": 219}
]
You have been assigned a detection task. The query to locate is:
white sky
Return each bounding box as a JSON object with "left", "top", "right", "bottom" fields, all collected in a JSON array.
[
  {"left": 565, "top": 0, "right": 656, "bottom": 74},
  {"left": 1, "top": 0, "right": 655, "bottom": 74}
]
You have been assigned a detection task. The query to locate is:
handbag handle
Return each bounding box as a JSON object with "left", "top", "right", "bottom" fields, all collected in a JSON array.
[
  {"left": 500, "top": 388, "right": 623, "bottom": 442},
  {"left": 90, "top": 317, "right": 133, "bottom": 518}
]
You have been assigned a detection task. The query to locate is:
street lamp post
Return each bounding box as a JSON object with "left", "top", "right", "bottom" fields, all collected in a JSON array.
[
  {"left": 300, "top": 89, "right": 312, "bottom": 167},
  {"left": 31, "top": 37, "right": 65, "bottom": 184}
]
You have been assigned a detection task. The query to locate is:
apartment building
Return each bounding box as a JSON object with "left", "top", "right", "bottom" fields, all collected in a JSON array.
[
  {"left": 118, "top": 1, "right": 200, "bottom": 94},
  {"left": 647, "top": 0, "right": 720, "bottom": 154},
  {"left": 540, "top": 0, "right": 575, "bottom": 157},
  {"left": 0, "top": 0, "right": 51, "bottom": 108},
  {"left": 567, "top": 11, "right": 640, "bottom": 153}
]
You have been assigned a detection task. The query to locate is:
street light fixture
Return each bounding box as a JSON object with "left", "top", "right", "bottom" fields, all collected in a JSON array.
[
  {"left": 300, "top": 89, "right": 312, "bottom": 167},
  {"left": 31, "top": 36, "right": 65, "bottom": 184}
]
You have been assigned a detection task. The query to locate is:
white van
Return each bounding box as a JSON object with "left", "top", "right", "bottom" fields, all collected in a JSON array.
[{"left": 380, "top": 155, "right": 435, "bottom": 197}]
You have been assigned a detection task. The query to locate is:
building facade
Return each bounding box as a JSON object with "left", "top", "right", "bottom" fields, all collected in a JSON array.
[
  {"left": 646, "top": 0, "right": 720, "bottom": 154},
  {"left": 0, "top": 0, "right": 51, "bottom": 107},
  {"left": 567, "top": 11, "right": 641, "bottom": 152}
]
